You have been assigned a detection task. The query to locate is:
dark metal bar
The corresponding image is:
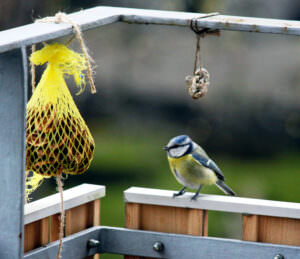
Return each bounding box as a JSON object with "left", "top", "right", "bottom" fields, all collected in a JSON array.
[
  {"left": 1, "top": 6, "right": 300, "bottom": 54},
  {"left": 24, "top": 226, "right": 300, "bottom": 259},
  {"left": 0, "top": 47, "right": 27, "bottom": 259},
  {"left": 24, "top": 227, "right": 100, "bottom": 259}
]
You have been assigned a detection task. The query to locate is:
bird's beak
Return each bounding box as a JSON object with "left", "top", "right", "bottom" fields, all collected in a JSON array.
[{"left": 163, "top": 146, "right": 169, "bottom": 151}]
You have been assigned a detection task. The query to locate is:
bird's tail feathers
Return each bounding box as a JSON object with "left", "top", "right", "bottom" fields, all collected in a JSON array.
[{"left": 216, "top": 180, "right": 236, "bottom": 196}]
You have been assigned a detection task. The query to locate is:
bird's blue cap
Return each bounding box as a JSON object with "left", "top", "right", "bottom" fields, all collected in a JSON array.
[{"left": 163, "top": 135, "right": 192, "bottom": 150}]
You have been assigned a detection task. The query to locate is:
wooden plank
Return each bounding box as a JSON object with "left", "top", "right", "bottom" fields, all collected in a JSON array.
[
  {"left": 65, "top": 200, "right": 101, "bottom": 259},
  {"left": 243, "top": 215, "right": 300, "bottom": 246},
  {"left": 126, "top": 203, "right": 142, "bottom": 229},
  {"left": 243, "top": 214, "right": 259, "bottom": 242},
  {"left": 125, "top": 203, "right": 142, "bottom": 259},
  {"left": 91, "top": 199, "right": 101, "bottom": 226},
  {"left": 25, "top": 184, "right": 105, "bottom": 225},
  {"left": 65, "top": 204, "right": 89, "bottom": 235},
  {"left": 125, "top": 203, "right": 207, "bottom": 259},
  {"left": 50, "top": 214, "right": 60, "bottom": 242},
  {"left": 124, "top": 187, "right": 300, "bottom": 219},
  {"left": 187, "top": 209, "right": 208, "bottom": 236},
  {"left": 138, "top": 204, "right": 208, "bottom": 236},
  {"left": 243, "top": 214, "right": 259, "bottom": 243},
  {"left": 24, "top": 217, "right": 49, "bottom": 252}
]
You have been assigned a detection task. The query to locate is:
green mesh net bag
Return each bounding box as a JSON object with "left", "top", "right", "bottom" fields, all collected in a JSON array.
[{"left": 26, "top": 43, "right": 95, "bottom": 177}]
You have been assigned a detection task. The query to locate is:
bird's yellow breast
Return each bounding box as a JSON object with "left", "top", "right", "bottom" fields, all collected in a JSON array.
[
  {"left": 168, "top": 154, "right": 194, "bottom": 170},
  {"left": 167, "top": 154, "right": 217, "bottom": 187}
]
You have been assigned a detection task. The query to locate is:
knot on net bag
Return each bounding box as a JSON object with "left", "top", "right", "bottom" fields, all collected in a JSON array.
[{"left": 26, "top": 43, "right": 95, "bottom": 177}]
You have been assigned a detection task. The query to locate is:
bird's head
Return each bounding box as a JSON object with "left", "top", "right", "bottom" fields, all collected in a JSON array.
[{"left": 163, "top": 135, "right": 194, "bottom": 158}]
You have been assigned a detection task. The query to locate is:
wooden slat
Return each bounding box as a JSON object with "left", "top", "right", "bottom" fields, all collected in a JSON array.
[
  {"left": 126, "top": 203, "right": 141, "bottom": 230},
  {"left": 243, "top": 215, "right": 300, "bottom": 246},
  {"left": 65, "top": 200, "right": 101, "bottom": 259},
  {"left": 187, "top": 209, "right": 208, "bottom": 236},
  {"left": 91, "top": 199, "right": 101, "bottom": 259},
  {"left": 125, "top": 204, "right": 142, "bottom": 259},
  {"left": 24, "top": 217, "right": 49, "bottom": 252},
  {"left": 139, "top": 204, "right": 208, "bottom": 235},
  {"left": 243, "top": 214, "right": 259, "bottom": 242},
  {"left": 92, "top": 199, "right": 101, "bottom": 226},
  {"left": 50, "top": 214, "right": 60, "bottom": 242},
  {"left": 125, "top": 203, "right": 208, "bottom": 259}
]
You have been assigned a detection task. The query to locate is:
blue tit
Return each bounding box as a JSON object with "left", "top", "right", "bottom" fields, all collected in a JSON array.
[{"left": 164, "top": 135, "right": 235, "bottom": 200}]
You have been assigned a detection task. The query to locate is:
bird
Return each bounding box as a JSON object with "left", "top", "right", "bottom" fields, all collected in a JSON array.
[{"left": 163, "top": 135, "right": 235, "bottom": 200}]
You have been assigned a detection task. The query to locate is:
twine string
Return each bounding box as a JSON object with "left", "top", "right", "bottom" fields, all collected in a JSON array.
[
  {"left": 187, "top": 13, "right": 220, "bottom": 99},
  {"left": 190, "top": 12, "right": 219, "bottom": 75},
  {"left": 56, "top": 174, "right": 65, "bottom": 259},
  {"left": 31, "top": 44, "right": 36, "bottom": 93},
  {"left": 193, "top": 35, "right": 201, "bottom": 75}
]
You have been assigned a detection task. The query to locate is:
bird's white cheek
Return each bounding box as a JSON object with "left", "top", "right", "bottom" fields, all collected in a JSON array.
[{"left": 169, "top": 145, "right": 189, "bottom": 157}]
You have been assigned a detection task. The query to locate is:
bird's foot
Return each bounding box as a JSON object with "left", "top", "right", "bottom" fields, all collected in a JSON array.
[
  {"left": 190, "top": 186, "right": 202, "bottom": 201},
  {"left": 190, "top": 194, "right": 199, "bottom": 201},
  {"left": 173, "top": 187, "right": 186, "bottom": 198},
  {"left": 173, "top": 191, "right": 184, "bottom": 198}
]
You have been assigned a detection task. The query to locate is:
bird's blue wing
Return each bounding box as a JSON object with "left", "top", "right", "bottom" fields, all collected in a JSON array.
[{"left": 191, "top": 153, "right": 225, "bottom": 181}]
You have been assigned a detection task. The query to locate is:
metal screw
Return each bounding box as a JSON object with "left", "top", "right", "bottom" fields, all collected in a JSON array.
[
  {"left": 274, "top": 254, "right": 284, "bottom": 259},
  {"left": 87, "top": 239, "right": 101, "bottom": 249},
  {"left": 153, "top": 241, "right": 164, "bottom": 252}
]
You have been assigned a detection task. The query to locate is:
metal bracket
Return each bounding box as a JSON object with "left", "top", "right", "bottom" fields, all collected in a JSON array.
[
  {"left": 0, "top": 48, "right": 27, "bottom": 259},
  {"left": 24, "top": 226, "right": 300, "bottom": 259},
  {"left": 189, "top": 12, "right": 220, "bottom": 37}
]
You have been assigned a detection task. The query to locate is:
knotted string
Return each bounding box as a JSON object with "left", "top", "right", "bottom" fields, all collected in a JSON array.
[{"left": 186, "top": 12, "right": 220, "bottom": 99}]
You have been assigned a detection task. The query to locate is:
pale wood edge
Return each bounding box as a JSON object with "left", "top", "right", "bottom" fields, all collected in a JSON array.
[
  {"left": 124, "top": 187, "right": 300, "bottom": 219},
  {"left": 25, "top": 184, "right": 105, "bottom": 224}
]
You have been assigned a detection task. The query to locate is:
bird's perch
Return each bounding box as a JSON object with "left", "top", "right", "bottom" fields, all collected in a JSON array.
[{"left": 124, "top": 187, "right": 300, "bottom": 259}]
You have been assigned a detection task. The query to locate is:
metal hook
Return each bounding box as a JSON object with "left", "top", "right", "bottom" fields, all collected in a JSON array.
[{"left": 190, "top": 12, "right": 220, "bottom": 36}]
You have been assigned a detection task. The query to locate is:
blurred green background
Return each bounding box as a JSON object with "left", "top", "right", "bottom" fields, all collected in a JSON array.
[{"left": 2, "top": 1, "right": 300, "bottom": 258}]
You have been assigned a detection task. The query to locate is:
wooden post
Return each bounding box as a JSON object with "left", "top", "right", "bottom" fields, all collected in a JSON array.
[
  {"left": 24, "top": 218, "right": 49, "bottom": 252},
  {"left": 243, "top": 214, "right": 300, "bottom": 246}
]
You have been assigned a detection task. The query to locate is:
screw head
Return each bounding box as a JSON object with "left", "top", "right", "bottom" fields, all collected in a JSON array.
[
  {"left": 153, "top": 241, "right": 164, "bottom": 252},
  {"left": 87, "top": 239, "right": 100, "bottom": 249},
  {"left": 274, "top": 254, "right": 284, "bottom": 259}
]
